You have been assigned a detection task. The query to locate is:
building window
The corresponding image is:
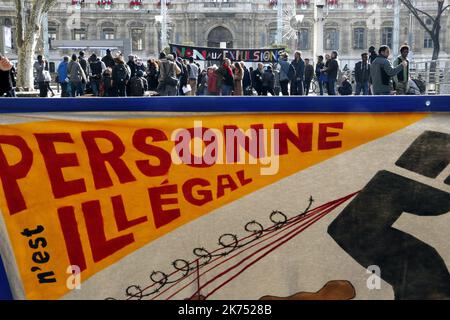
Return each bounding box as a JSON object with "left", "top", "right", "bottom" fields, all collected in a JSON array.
[
  {"left": 381, "top": 27, "right": 393, "bottom": 48},
  {"left": 103, "top": 28, "right": 115, "bottom": 40},
  {"left": 353, "top": 27, "right": 365, "bottom": 49},
  {"left": 297, "top": 28, "right": 309, "bottom": 50},
  {"left": 131, "top": 28, "right": 144, "bottom": 51},
  {"left": 268, "top": 29, "right": 277, "bottom": 45},
  {"left": 48, "top": 27, "right": 58, "bottom": 41},
  {"left": 424, "top": 32, "right": 433, "bottom": 48},
  {"left": 72, "top": 28, "right": 86, "bottom": 40},
  {"left": 324, "top": 28, "right": 339, "bottom": 50}
]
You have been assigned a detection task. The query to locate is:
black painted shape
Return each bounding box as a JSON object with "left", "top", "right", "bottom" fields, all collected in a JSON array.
[
  {"left": 395, "top": 131, "right": 450, "bottom": 179},
  {"left": 328, "top": 170, "right": 450, "bottom": 300}
]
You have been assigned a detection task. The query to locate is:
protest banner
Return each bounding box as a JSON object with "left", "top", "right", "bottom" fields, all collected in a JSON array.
[{"left": 0, "top": 97, "right": 448, "bottom": 300}]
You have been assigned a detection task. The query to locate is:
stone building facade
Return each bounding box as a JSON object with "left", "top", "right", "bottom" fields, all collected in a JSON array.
[{"left": 0, "top": 0, "right": 449, "bottom": 67}]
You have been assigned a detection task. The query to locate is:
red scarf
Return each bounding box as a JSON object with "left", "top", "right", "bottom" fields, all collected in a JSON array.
[{"left": 223, "top": 63, "right": 233, "bottom": 78}]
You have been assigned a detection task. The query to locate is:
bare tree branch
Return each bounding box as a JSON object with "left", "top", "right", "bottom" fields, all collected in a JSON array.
[
  {"left": 401, "top": 0, "right": 433, "bottom": 34},
  {"left": 400, "top": 0, "right": 436, "bottom": 23}
]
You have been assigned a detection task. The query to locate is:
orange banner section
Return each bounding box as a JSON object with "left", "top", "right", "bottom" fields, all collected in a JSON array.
[{"left": 0, "top": 113, "right": 426, "bottom": 299}]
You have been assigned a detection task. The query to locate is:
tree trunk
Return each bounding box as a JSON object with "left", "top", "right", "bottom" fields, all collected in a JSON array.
[
  {"left": 430, "top": 26, "right": 441, "bottom": 74},
  {"left": 432, "top": 40, "right": 440, "bottom": 61},
  {"left": 16, "top": 37, "right": 38, "bottom": 91}
]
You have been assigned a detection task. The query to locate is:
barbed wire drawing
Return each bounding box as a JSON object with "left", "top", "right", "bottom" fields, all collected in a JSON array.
[{"left": 106, "top": 191, "right": 359, "bottom": 300}]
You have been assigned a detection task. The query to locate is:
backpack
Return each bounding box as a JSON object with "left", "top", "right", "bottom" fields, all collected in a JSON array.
[{"left": 129, "top": 77, "right": 145, "bottom": 96}]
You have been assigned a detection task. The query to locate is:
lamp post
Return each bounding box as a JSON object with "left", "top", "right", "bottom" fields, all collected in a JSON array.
[
  {"left": 157, "top": 0, "right": 168, "bottom": 51},
  {"left": 313, "top": 0, "right": 325, "bottom": 60},
  {"left": 393, "top": 0, "right": 400, "bottom": 56},
  {"left": 276, "top": 0, "right": 284, "bottom": 45}
]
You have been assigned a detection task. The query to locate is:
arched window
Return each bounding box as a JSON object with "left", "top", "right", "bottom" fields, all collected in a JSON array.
[
  {"left": 353, "top": 27, "right": 366, "bottom": 49},
  {"left": 100, "top": 22, "right": 115, "bottom": 40},
  {"left": 103, "top": 28, "right": 115, "bottom": 40},
  {"left": 48, "top": 21, "right": 59, "bottom": 41},
  {"left": 131, "top": 28, "right": 144, "bottom": 51},
  {"left": 324, "top": 28, "right": 339, "bottom": 50},
  {"left": 381, "top": 25, "right": 393, "bottom": 48},
  {"left": 72, "top": 23, "right": 87, "bottom": 40},
  {"left": 207, "top": 26, "right": 233, "bottom": 48},
  {"left": 423, "top": 31, "right": 433, "bottom": 49},
  {"left": 297, "top": 28, "right": 310, "bottom": 50}
]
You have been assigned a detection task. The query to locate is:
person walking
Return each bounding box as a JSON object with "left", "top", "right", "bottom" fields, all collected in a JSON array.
[
  {"left": 177, "top": 57, "right": 188, "bottom": 96},
  {"left": 34, "top": 55, "right": 49, "bottom": 97},
  {"left": 67, "top": 54, "right": 87, "bottom": 97},
  {"left": 273, "top": 63, "right": 281, "bottom": 96},
  {"left": 89, "top": 53, "right": 106, "bottom": 97},
  {"left": 146, "top": 59, "right": 159, "bottom": 91},
  {"left": 252, "top": 63, "right": 264, "bottom": 96},
  {"left": 241, "top": 62, "right": 252, "bottom": 96},
  {"left": 393, "top": 44, "right": 410, "bottom": 95},
  {"left": 102, "top": 49, "right": 116, "bottom": 69},
  {"left": 197, "top": 69, "right": 208, "bottom": 95},
  {"left": 291, "top": 51, "right": 305, "bottom": 95},
  {"left": 368, "top": 46, "right": 378, "bottom": 64},
  {"left": 157, "top": 53, "right": 181, "bottom": 96},
  {"left": 261, "top": 65, "right": 275, "bottom": 96},
  {"left": 112, "top": 55, "right": 131, "bottom": 97},
  {"left": 126, "top": 54, "right": 139, "bottom": 96},
  {"left": 321, "top": 51, "right": 339, "bottom": 95},
  {"left": 78, "top": 51, "right": 88, "bottom": 95},
  {"left": 207, "top": 65, "right": 219, "bottom": 96},
  {"left": 217, "top": 59, "right": 234, "bottom": 96},
  {"left": 57, "top": 56, "right": 70, "bottom": 97},
  {"left": 304, "top": 58, "right": 314, "bottom": 96},
  {"left": 354, "top": 52, "right": 371, "bottom": 95},
  {"left": 370, "top": 45, "right": 407, "bottom": 95},
  {"left": 187, "top": 57, "right": 199, "bottom": 96},
  {"left": 279, "top": 53, "right": 292, "bottom": 95},
  {"left": 315, "top": 55, "right": 325, "bottom": 96},
  {"left": 233, "top": 62, "right": 244, "bottom": 96}
]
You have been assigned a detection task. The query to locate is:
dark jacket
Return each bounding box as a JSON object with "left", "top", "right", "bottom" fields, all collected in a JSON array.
[
  {"left": 326, "top": 59, "right": 339, "bottom": 81},
  {"left": 78, "top": 56, "right": 88, "bottom": 76},
  {"left": 102, "top": 54, "right": 115, "bottom": 69},
  {"left": 243, "top": 67, "right": 252, "bottom": 88},
  {"left": 127, "top": 60, "right": 138, "bottom": 79},
  {"left": 354, "top": 61, "right": 371, "bottom": 83},
  {"left": 262, "top": 70, "right": 275, "bottom": 89},
  {"left": 304, "top": 64, "right": 314, "bottom": 82},
  {"left": 291, "top": 58, "right": 305, "bottom": 81},
  {"left": 338, "top": 79, "right": 353, "bottom": 95},
  {"left": 0, "top": 69, "right": 14, "bottom": 93},
  {"left": 252, "top": 68, "right": 264, "bottom": 89},
  {"left": 315, "top": 62, "right": 324, "bottom": 79},
  {"left": 177, "top": 61, "right": 188, "bottom": 87},
  {"left": 369, "top": 52, "right": 378, "bottom": 64}
]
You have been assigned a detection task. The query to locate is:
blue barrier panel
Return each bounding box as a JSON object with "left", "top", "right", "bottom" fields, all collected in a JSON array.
[
  {"left": 0, "top": 96, "right": 448, "bottom": 113},
  {"left": 0, "top": 255, "right": 12, "bottom": 300}
]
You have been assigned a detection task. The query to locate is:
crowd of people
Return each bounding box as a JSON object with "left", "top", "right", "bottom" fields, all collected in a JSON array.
[{"left": 0, "top": 43, "right": 423, "bottom": 98}]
